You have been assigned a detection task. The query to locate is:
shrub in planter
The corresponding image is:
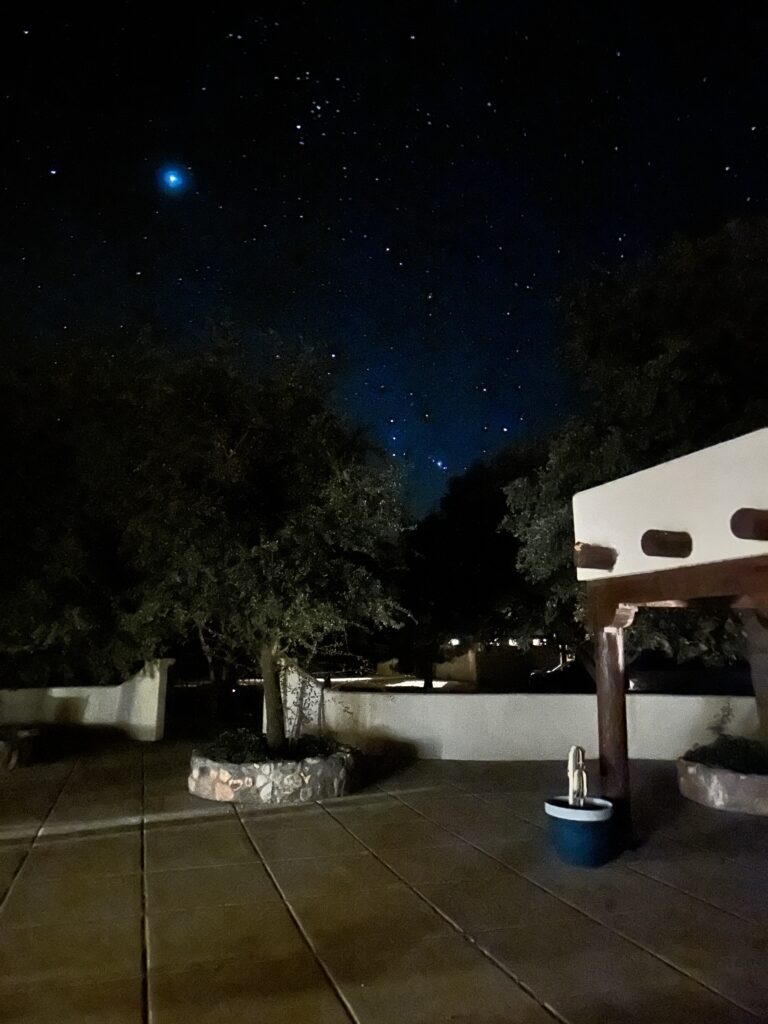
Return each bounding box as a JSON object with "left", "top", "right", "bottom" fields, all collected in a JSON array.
[{"left": 189, "top": 728, "right": 357, "bottom": 805}]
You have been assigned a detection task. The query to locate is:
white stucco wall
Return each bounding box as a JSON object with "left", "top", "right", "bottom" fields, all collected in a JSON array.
[
  {"left": 0, "top": 659, "right": 172, "bottom": 741},
  {"left": 279, "top": 671, "right": 759, "bottom": 760}
]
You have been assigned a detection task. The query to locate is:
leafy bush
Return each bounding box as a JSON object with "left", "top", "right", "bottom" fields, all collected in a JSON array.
[
  {"left": 683, "top": 735, "right": 768, "bottom": 775},
  {"left": 200, "top": 728, "right": 340, "bottom": 764}
]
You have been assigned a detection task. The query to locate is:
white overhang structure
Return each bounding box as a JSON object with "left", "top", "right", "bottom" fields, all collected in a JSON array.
[{"left": 571, "top": 428, "right": 768, "bottom": 828}]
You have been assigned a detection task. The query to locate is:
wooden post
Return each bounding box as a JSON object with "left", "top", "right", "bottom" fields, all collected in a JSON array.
[
  {"left": 592, "top": 598, "right": 636, "bottom": 837},
  {"left": 595, "top": 624, "right": 630, "bottom": 802}
]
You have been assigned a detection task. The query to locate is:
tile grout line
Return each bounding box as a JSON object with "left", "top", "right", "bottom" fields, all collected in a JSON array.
[
  {"left": 382, "top": 788, "right": 763, "bottom": 1020},
  {"left": 140, "top": 746, "right": 150, "bottom": 1024},
  {"left": 233, "top": 805, "right": 362, "bottom": 1024},
  {"left": 319, "top": 801, "right": 565, "bottom": 1024},
  {"left": 447, "top": 780, "right": 768, "bottom": 927},
  {"left": 624, "top": 860, "right": 768, "bottom": 928},
  {"left": 0, "top": 756, "right": 79, "bottom": 916}
]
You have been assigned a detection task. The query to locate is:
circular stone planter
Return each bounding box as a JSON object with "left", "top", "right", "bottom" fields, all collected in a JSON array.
[
  {"left": 677, "top": 758, "right": 768, "bottom": 816},
  {"left": 188, "top": 746, "right": 354, "bottom": 805}
]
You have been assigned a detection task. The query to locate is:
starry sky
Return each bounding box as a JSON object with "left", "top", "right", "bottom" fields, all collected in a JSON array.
[{"left": 3, "top": 5, "right": 767, "bottom": 509}]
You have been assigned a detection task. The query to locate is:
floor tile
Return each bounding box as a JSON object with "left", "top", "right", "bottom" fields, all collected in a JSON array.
[
  {"left": 236, "top": 804, "right": 335, "bottom": 831},
  {"left": 2, "top": 975, "right": 142, "bottom": 1024},
  {"left": 325, "top": 933, "right": 554, "bottom": 1024},
  {"left": 477, "top": 917, "right": 752, "bottom": 1024},
  {"left": 266, "top": 850, "right": 400, "bottom": 898},
  {"left": 144, "top": 791, "right": 234, "bottom": 827},
  {"left": 147, "top": 900, "right": 307, "bottom": 972},
  {"left": 0, "top": 914, "right": 142, "bottom": 986},
  {"left": 420, "top": 873, "right": 559, "bottom": 934},
  {"left": 1, "top": 868, "right": 141, "bottom": 926},
  {"left": 379, "top": 839, "right": 510, "bottom": 887},
  {"left": 249, "top": 823, "right": 367, "bottom": 860},
  {"left": 144, "top": 821, "right": 257, "bottom": 871},
  {"left": 0, "top": 845, "right": 27, "bottom": 900},
  {"left": 290, "top": 885, "right": 452, "bottom": 953},
  {"left": 148, "top": 955, "right": 349, "bottom": 1024},
  {"left": 340, "top": 817, "right": 458, "bottom": 850},
  {"left": 518, "top": 859, "right": 768, "bottom": 1017},
  {"left": 25, "top": 831, "right": 141, "bottom": 877},
  {"left": 625, "top": 837, "right": 768, "bottom": 926},
  {"left": 146, "top": 862, "right": 280, "bottom": 913}
]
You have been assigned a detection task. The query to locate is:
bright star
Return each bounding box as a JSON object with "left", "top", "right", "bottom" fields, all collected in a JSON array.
[{"left": 159, "top": 167, "right": 188, "bottom": 193}]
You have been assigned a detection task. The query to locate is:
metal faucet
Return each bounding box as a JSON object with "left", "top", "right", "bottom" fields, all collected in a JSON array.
[{"left": 568, "top": 745, "right": 588, "bottom": 807}]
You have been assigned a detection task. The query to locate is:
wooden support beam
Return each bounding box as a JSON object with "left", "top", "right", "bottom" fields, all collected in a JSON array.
[
  {"left": 588, "top": 553, "right": 768, "bottom": 610},
  {"left": 592, "top": 601, "right": 635, "bottom": 838}
]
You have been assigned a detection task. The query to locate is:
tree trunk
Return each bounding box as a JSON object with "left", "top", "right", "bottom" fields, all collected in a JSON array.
[
  {"left": 422, "top": 656, "right": 434, "bottom": 691},
  {"left": 198, "top": 625, "right": 226, "bottom": 725},
  {"left": 261, "top": 643, "right": 285, "bottom": 752}
]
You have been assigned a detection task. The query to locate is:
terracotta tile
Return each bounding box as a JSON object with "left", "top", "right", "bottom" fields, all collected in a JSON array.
[
  {"left": 0, "top": 845, "right": 27, "bottom": 899},
  {"left": 1, "top": 975, "right": 142, "bottom": 1024},
  {"left": 1, "top": 868, "right": 141, "bottom": 926},
  {"left": 419, "top": 874, "right": 559, "bottom": 934},
  {"left": 148, "top": 955, "right": 349, "bottom": 1024},
  {"left": 290, "top": 886, "right": 452, "bottom": 952},
  {"left": 517, "top": 858, "right": 768, "bottom": 1018},
  {"left": 236, "top": 804, "right": 333, "bottom": 830},
  {"left": 144, "top": 791, "right": 235, "bottom": 828},
  {"left": 323, "top": 795, "right": 422, "bottom": 825},
  {"left": 266, "top": 850, "right": 399, "bottom": 898},
  {"left": 625, "top": 839, "right": 768, "bottom": 925},
  {"left": 147, "top": 900, "right": 307, "bottom": 972},
  {"left": 325, "top": 933, "right": 554, "bottom": 1024},
  {"left": 144, "top": 822, "right": 257, "bottom": 871},
  {"left": 249, "top": 823, "right": 367, "bottom": 860},
  {"left": 146, "top": 862, "right": 280, "bottom": 913},
  {"left": 378, "top": 839, "right": 509, "bottom": 887},
  {"left": 340, "top": 817, "right": 458, "bottom": 850},
  {"left": 25, "top": 831, "right": 141, "bottom": 877},
  {"left": 477, "top": 918, "right": 751, "bottom": 1024},
  {"left": 41, "top": 800, "right": 143, "bottom": 836},
  {"left": 0, "top": 914, "right": 142, "bottom": 986}
]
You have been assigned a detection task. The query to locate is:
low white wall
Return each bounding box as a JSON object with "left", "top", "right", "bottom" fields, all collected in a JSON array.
[
  {"left": 279, "top": 671, "right": 760, "bottom": 760},
  {"left": 0, "top": 659, "right": 173, "bottom": 741}
]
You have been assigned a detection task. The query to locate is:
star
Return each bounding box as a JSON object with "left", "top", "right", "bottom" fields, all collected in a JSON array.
[{"left": 159, "top": 167, "right": 188, "bottom": 193}]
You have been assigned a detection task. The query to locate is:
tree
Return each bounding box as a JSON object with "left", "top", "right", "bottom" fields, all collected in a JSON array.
[
  {"left": 394, "top": 444, "right": 546, "bottom": 684},
  {"left": 0, "top": 335, "right": 403, "bottom": 751},
  {"left": 503, "top": 218, "right": 768, "bottom": 661}
]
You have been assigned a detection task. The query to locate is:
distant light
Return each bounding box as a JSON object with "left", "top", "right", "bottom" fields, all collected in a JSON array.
[
  {"left": 508, "top": 638, "right": 518, "bottom": 647},
  {"left": 449, "top": 638, "right": 460, "bottom": 647},
  {"left": 49, "top": 168, "right": 57, "bottom": 175}
]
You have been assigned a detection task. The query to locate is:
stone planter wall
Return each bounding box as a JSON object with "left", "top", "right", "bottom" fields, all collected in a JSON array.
[
  {"left": 677, "top": 758, "right": 768, "bottom": 816},
  {"left": 188, "top": 748, "right": 354, "bottom": 805}
]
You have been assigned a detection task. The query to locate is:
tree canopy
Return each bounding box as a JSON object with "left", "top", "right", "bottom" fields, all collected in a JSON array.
[
  {"left": 502, "top": 218, "right": 768, "bottom": 660},
  {"left": 0, "top": 336, "right": 403, "bottom": 744}
]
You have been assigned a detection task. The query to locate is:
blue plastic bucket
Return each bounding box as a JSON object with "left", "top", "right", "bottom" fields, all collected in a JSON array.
[{"left": 544, "top": 796, "right": 615, "bottom": 867}]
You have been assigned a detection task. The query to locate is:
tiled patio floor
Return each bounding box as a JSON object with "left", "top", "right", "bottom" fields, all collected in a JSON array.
[{"left": 1, "top": 742, "right": 767, "bottom": 1023}]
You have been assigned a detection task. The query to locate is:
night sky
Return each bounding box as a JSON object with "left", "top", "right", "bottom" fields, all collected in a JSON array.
[{"left": 3, "top": 5, "right": 767, "bottom": 509}]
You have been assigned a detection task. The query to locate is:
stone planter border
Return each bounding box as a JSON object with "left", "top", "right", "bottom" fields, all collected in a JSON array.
[
  {"left": 676, "top": 757, "right": 768, "bottom": 816},
  {"left": 188, "top": 746, "right": 354, "bottom": 805}
]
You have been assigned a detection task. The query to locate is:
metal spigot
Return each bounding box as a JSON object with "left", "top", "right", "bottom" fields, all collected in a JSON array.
[{"left": 568, "top": 745, "right": 588, "bottom": 807}]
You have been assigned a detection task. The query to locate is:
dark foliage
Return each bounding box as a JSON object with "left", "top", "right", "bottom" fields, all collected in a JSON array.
[
  {"left": 683, "top": 735, "right": 768, "bottom": 775},
  {"left": 200, "top": 727, "right": 341, "bottom": 764}
]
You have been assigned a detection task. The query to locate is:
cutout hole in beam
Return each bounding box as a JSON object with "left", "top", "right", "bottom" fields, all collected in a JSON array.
[
  {"left": 574, "top": 542, "right": 617, "bottom": 571},
  {"left": 731, "top": 508, "right": 768, "bottom": 541},
  {"left": 641, "top": 529, "right": 692, "bottom": 559}
]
